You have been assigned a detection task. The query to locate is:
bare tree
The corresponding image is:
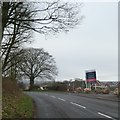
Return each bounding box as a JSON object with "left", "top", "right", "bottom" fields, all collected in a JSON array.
[
  {"left": 1, "top": 1, "right": 83, "bottom": 76},
  {"left": 2, "top": 49, "right": 25, "bottom": 79},
  {"left": 2, "top": 1, "right": 83, "bottom": 36},
  {"left": 2, "top": 2, "right": 33, "bottom": 73},
  {"left": 18, "top": 48, "right": 58, "bottom": 90}
]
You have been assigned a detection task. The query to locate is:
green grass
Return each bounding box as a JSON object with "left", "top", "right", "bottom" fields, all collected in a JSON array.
[
  {"left": 14, "top": 94, "right": 33, "bottom": 118},
  {"left": 2, "top": 79, "right": 34, "bottom": 118},
  {"left": 2, "top": 93, "right": 34, "bottom": 118}
]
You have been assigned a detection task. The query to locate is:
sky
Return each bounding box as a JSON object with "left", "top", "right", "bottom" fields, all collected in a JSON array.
[{"left": 26, "top": 1, "right": 118, "bottom": 82}]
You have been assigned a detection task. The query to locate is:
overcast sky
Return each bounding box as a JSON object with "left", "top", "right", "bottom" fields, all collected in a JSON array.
[{"left": 26, "top": 1, "right": 118, "bottom": 82}]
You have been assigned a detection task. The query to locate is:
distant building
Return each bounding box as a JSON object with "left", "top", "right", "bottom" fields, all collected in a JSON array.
[{"left": 96, "top": 81, "right": 119, "bottom": 87}]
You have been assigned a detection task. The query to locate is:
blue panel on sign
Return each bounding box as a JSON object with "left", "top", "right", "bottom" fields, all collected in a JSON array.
[{"left": 86, "top": 71, "right": 96, "bottom": 82}]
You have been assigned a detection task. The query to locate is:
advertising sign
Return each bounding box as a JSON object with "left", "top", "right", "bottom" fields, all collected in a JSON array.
[{"left": 86, "top": 70, "right": 96, "bottom": 82}]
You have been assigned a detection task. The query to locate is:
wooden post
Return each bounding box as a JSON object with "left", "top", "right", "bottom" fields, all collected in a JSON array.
[{"left": 95, "top": 83, "right": 97, "bottom": 90}]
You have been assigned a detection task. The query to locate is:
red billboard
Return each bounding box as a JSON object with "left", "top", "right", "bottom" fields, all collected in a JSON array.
[{"left": 86, "top": 70, "right": 96, "bottom": 82}]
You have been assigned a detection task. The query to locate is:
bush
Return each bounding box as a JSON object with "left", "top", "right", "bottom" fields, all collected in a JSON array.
[
  {"left": 75, "top": 87, "right": 83, "bottom": 93},
  {"left": 95, "top": 89, "right": 102, "bottom": 94},
  {"left": 95, "top": 88, "right": 102, "bottom": 94},
  {"left": 114, "top": 88, "right": 120, "bottom": 97},
  {"left": 102, "top": 88, "right": 110, "bottom": 94},
  {"left": 84, "top": 88, "right": 91, "bottom": 93},
  {"left": 2, "top": 79, "right": 33, "bottom": 118}
]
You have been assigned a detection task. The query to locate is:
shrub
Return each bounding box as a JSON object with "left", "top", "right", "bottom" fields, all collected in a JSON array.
[
  {"left": 84, "top": 88, "right": 91, "bottom": 93},
  {"left": 74, "top": 87, "right": 83, "bottom": 93},
  {"left": 2, "top": 79, "right": 33, "bottom": 118},
  {"left": 95, "top": 89, "right": 102, "bottom": 94},
  {"left": 95, "top": 87, "right": 102, "bottom": 94},
  {"left": 102, "top": 88, "right": 110, "bottom": 94},
  {"left": 114, "top": 88, "right": 120, "bottom": 96}
]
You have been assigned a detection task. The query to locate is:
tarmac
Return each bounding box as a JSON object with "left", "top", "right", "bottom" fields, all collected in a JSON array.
[{"left": 72, "top": 92, "right": 120, "bottom": 102}]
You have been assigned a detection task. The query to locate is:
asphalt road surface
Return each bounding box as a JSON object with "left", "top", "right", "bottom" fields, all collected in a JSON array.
[{"left": 25, "top": 92, "right": 118, "bottom": 119}]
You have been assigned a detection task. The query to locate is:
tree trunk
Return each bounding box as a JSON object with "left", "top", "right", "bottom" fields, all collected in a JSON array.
[{"left": 29, "top": 76, "right": 34, "bottom": 90}]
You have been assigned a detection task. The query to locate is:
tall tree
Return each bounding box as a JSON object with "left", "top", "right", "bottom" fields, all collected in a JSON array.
[
  {"left": 2, "top": 2, "right": 32, "bottom": 74},
  {"left": 18, "top": 48, "right": 58, "bottom": 90},
  {"left": 2, "top": 1, "right": 83, "bottom": 37},
  {"left": 1, "top": 1, "right": 83, "bottom": 76}
]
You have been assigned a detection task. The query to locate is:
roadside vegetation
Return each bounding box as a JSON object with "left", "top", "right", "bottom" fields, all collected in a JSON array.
[
  {"left": 2, "top": 78, "right": 34, "bottom": 118},
  {"left": 1, "top": 1, "right": 82, "bottom": 119},
  {"left": 23, "top": 80, "right": 120, "bottom": 97}
]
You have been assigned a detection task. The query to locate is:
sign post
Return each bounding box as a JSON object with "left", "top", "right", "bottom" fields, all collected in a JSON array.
[{"left": 85, "top": 70, "right": 97, "bottom": 88}]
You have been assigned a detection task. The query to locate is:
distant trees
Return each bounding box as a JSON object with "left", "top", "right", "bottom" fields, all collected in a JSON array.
[
  {"left": 1, "top": 1, "right": 83, "bottom": 76},
  {"left": 18, "top": 48, "right": 58, "bottom": 90}
]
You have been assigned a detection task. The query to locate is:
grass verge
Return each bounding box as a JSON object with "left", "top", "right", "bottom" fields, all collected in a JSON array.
[{"left": 2, "top": 78, "right": 33, "bottom": 118}]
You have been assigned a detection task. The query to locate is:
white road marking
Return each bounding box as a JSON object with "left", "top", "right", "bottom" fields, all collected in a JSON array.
[
  {"left": 51, "top": 96, "right": 56, "bottom": 98},
  {"left": 70, "top": 102, "right": 86, "bottom": 109},
  {"left": 98, "top": 112, "right": 117, "bottom": 120},
  {"left": 58, "top": 98, "right": 66, "bottom": 101}
]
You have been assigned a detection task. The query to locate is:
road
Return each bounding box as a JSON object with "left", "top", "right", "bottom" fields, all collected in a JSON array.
[{"left": 25, "top": 92, "right": 118, "bottom": 119}]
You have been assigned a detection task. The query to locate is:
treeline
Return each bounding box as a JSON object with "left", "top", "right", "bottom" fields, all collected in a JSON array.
[
  {"left": 1, "top": 1, "right": 83, "bottom": 89},
  {"left": 19, "top": 79, "right": 86, "bottom": 91},
  {"left": 1, "top": 1, "right": 83, "bottom": 118}
]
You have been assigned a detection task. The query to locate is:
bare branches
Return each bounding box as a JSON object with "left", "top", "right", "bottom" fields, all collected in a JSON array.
[
  {"left": 1, "top": 1, "right": 83, "bottom": 76},
  {"left": 2, "top": 1, "right": 82, "bottom": 35},
  {"left": 28, "top": 1, "right": 82, "bottom": 34},
  {"left": 18, "top": 48, "right": 58, "bottom": 89},
  {"left": 2, "top": 2, "right": 32, "bottom": 73}
]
